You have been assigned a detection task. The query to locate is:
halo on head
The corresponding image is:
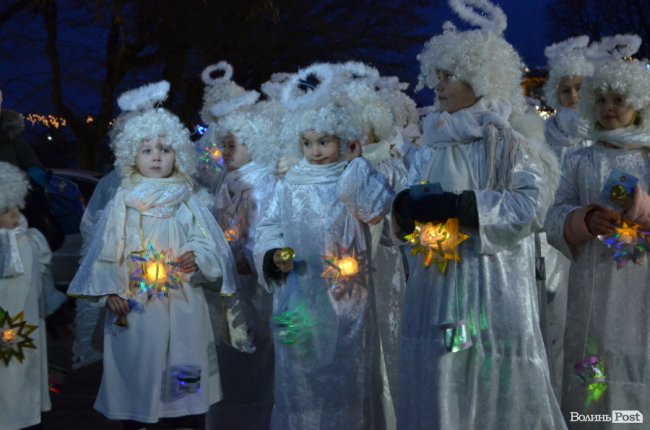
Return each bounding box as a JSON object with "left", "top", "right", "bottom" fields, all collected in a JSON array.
[
  {"left": 416, "top": 0, "right": 524, "bottom": 110},
  {"left": 281, "top": 63, "right": 336, "bottom": 111},
  {"left": 542, "top": 36, "right": 594, "bottom": 110},
  {"left": 201, "top": 62, "right": 234, "bottom": 86},
  {"left": 117, "top": 81, "right": 170, "bottom": 112}
]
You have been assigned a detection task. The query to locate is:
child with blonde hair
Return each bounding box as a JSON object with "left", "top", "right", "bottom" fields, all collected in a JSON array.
[
  {"left": 0, "top": 161, "right": 52, "bottom": 430},
  {"left": 545, "top": 34, "right": 650, "bottom": 426},
  {"left": 68, "top": 81, "right": 237, "bottom": 430}
]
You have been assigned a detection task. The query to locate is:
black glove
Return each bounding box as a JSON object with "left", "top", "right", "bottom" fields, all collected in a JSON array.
[
  {"left": 393, "top": 188, "right": 479, "bottom": 228},
  {"left": 394, "top": 188, "right": 459, "bottom": 222}
]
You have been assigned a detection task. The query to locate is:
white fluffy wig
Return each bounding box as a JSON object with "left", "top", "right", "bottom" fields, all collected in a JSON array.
[
  {"left": 280, "top": 63, "right": 366, "bottom": 158},
  {"left": 543, "top": 36, "right": 594, "bottom": 110},
  {"left": 112, "top": 81, "right": 195, "bottom": 179},
  {"left": 417, "top": 0, "right": 525, "bottom": 110},
  {"left": 339, "top": 79, "right": 396, "bottom": 143},
  {"left": 0, "top": 161, "right": 30, "bottom": 211},
  {"left": 375, "top": 76, "right": 419, "bottom": 129},
  {"left": 214, "top": 100, "right": 287, "bottom": 167},
  {"left": 579, "top": 58, "right": 650, "bottom": 133},
  {"left": 200, "top": 61, "right": 260, "bottom": 124}
]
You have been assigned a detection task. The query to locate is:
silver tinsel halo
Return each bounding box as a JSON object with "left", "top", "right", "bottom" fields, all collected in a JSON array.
[{"left": 417, "top": 0, "right": 525, "bottom": 111}]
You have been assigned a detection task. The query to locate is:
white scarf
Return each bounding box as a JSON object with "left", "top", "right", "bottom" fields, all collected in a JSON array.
[
  {"left": 284, "top": 158, "right": 347, "bottom": 185},
  {"left": 362, "top": 139, "right": 392, "bottom": 166},
  {"left": 99, "top": 176, "right": 192, "bottom": 262},
  {"left": 215, "top": 162, "right": 273, "bottom": 212},
  {"left": 420, "top": 97, "right": 518, "bottom": 192},
  {"left": 0, "top": 215, "right": 28, "bottom": 277},
  {"left": 545, "top": 108, "right": 590, "bottom": 148},
  {"left": 590, "top": 125, "right": 650, "bottom": 150}
]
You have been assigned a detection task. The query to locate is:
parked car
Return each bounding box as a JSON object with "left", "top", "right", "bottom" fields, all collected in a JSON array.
[{"left": 49, "top": 169, "right": 103, "bottom": 287}]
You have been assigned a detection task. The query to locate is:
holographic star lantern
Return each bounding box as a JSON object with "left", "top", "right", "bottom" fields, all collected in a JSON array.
[
  {"left": 321, "top": 243, "right": 368, "bottom": 293},
  {"left": 272, "top": 303, "right": 314, "bottom": 351},
  {"left": 0, "top": 308, "right": 38, "bottom": 366},
  {"left": 198, "top": 141, "right": 224, "bottom": 174},
  {"left": 575, "top": 356, "right": 607, "bottom": 409},
  {"left": 600, "top": 220, "right": 650, "bottom": 269},
  {"left": 405, "top": 218, "right": 469, "bottom": 273},
  {"left": 128, "top": 243, "right": 183, "bottom": 300}
]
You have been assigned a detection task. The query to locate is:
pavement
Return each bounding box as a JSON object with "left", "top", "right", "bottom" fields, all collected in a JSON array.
[{"left": 40, "top": 299, "right": 273, "bottom": 430}]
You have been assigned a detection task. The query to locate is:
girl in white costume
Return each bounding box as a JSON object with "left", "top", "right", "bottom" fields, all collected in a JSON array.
[
  {"left": 336, "top": 61, "right": 409, "bottom": 429},
  {"left": 545, "top": 34, "right": 650, "bottom": 429},
  {"left": 254, "top": 64, "right": 394, "bottom": 430},
  {"left": 392, "top": 1, "right": 565, "bottom": 428},
  {"left": 206, "top": 100, "right": 285, "bottom": 428},
  {"left": 541, "top": 35, "right": 595, "bottom": 401},
  {"left": 67, "top": 81, "right": 238, "bottom": 430},
  {"left": 0, "top": 161, "right": 52, "bottom": 430}
]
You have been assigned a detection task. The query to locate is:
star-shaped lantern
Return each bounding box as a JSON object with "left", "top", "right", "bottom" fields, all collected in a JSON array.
[
  {"left": 575, "top": 356, "right": 608, "bottom": 409},
  {"left": 600, "top": 220, "right": 650, "bottom": 269},
  {"left": 198, "top": 141, "right": 224, "bottom": 173},
  {"left": 0, "top": 308, "right": 38, "bottom": 366},
  {"left": 128, "top": 243, "right": 183, "bottom": 300},
  {"left": 321, "top": 243, "right": 367, "bottom": 290},
  {"left": 405, "top": 218, "right": 469, "bottom": 273}
]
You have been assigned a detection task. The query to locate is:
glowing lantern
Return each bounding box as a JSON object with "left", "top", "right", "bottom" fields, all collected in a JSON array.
[
  {"left": 2, "top": 329, "right": 17, "bottom": 343},
  {"left": 224, "top": 227, "right": 238, "bottom": 243},
  {"left": 405, "top": 219, "right": 469, "bottom": 273},
  {"left": 145, "top": 261, "right": 168, "bottom": 284},
  {"left": 336, "top": 257, "right": 359, "bottom": 277}
]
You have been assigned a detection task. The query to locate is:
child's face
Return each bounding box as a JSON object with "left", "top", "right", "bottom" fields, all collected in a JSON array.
[
  {"left": 595, "top": 90, "right": 637, "bottom": 130},
  {"left": 221, "top": 133, "right": 251, "bottom": 172},
  {"left": 558, "top": 76, "right": 582, "bottom": 110},
  {"left": 0, "top": 206, "right": 21, "bottom": 230},
  {"left": 136, "top": 137, "right": 175, "bottom": 178},
  {"left": 435, "top": 70, "right": 478, "bottom": 114},
  {"left": 301, "top": 130, "right": 341, "bottom": 165}
]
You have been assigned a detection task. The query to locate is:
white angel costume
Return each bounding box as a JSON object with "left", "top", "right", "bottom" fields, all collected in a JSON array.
[
  {"left": 396, "top": 97, "right": 566, "bottom": 429},
  {"left": 67, "top": 175, "right": 238, "bottom": 423},
  {"left": 545, "top": 136, "right": 650, "bottom": 428},
  {"left": 362, "top": 137, "right": 408, "bottom": 415},
  {"left": 254, "top": 156, "right": 393, "bottom": 430},
  {"left": 0, "top": 216, "right": 52, "bottom": 430}
]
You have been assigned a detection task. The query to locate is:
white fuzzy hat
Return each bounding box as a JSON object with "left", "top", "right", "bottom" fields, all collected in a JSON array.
[
  {"left": 260, "top": 72, "right": 292, "bottom": 101},
  {"left": 213, "top": 100, "right": 287, "bottom": 168},
  {"left": 580, "top": 35, "right": 650, "bottom": 133},
  {"left": 416, "top": 0, "right": 525, "bottom": 110},
  {"left": 279, "top": 63, "right": 365, "bottom": 158},
  {"left": 375, "top": 76, "right": 419, "bottom": 129},
  {"left": 112, "top": 81, "right": 195, "bottom": 179},
  {"left": 543, "top": 36, "right": 594, "bottom": 110},
  {"left": 0, "top": 161, "right": 30, "bottom": 211},
  {"left": 333, "top": 62, "right": 396, "bottom": 142},
  {"left": 200, "top": 61, "right": 260, "bottom": 124}
]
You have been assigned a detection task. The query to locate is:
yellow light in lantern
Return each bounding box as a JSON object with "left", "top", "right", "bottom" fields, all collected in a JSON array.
[
  {"left": 336, "top": 256, "right": 359, "bottom": 277},
  {"left": 419, "top": 223, "right": 450, "bottom": 247},
  {"left": 211, "top": 148, "right": 222, "bottom": 159},
  {"left": 2, "top": 329, "right": 17, "bottom": 343},
  {"left": 615, "top": 221, "right": 639, "bottom": 245},
  {"left": 224, "top": 227, "right": 238, "bottom": 243},
  {"left": 145, "top": 262, "right": 168, "bottom": 284}
]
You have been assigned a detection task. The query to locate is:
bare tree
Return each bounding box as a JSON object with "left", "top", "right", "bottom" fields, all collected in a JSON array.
[
  {"left": 2, "top": 0, "right": 435, "bottom": 169},
  {"left": 547, "top": 0, "right": 650, "bottom": 59}
]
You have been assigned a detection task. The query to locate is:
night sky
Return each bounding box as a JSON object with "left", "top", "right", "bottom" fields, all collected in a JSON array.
[{"left": 0, "top": 0, "right": 554, "bottom": 116}]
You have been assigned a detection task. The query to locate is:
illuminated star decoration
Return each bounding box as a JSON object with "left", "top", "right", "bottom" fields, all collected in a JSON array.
[
  {"left": 0, "top": 308, "right": 38, "bottom": 366},
  {"left": 198, "top": 141, "right": 224, "bottom": 173},
  {"left": 575, "top": 356, "right": 607, "bottom": 409},
  {"left": 600, "top": 220, "right": 650, "bottom": 269},
  {"left": 127, "top": 243, "right": 183, "bottom": 300},
  {"left": 320, "top": 243, "right": 368, "bottom": 292},
  {"left": 404, "top": 218, "right": 469, "bottom": 273},
  {"left": 272, "top": 304, "right": 314, "bottom": 352}
]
